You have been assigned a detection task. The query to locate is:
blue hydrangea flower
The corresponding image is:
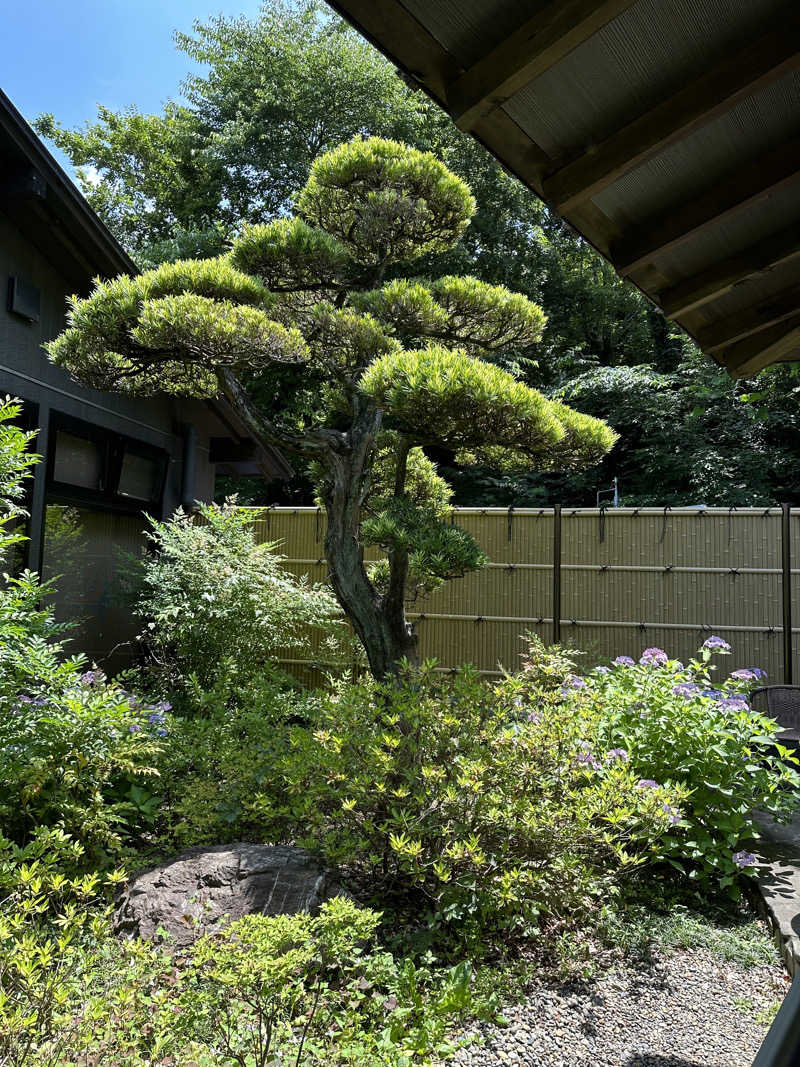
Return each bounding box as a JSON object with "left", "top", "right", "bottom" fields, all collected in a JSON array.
[
  {"left": 637, "top": 779, "right": 658, "bottom": 789},
  {"left": 148, "top": 711, "right": 166, "bottom": 725},
  {"left": 732, "top": 850, "right": 757, "bottom": 868},
  {"left": 700, "top": 688, "right": 723, "bottom": 700},
  {"left": 613, "top": 656, "right": 635, "bottom": 667},
  {"left": 156, "top": 728, "right": 168, "bottom": 737},
  {"left": 568, "top": 675, "right": 587, "bottom": 689},
  {"left": 703, "top": 636, "right": 731, "bottom": 652},
  {"left": 640, "top": 648, "right": 668, "bottom": 666}
]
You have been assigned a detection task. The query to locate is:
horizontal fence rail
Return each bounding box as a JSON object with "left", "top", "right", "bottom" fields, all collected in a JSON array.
[{"left": 250, "top": 506, "right": 800, "bottom": 683}]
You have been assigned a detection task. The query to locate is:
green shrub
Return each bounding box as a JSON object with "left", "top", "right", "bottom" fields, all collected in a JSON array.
[
  {"left": 270, "top": 663, "right": 684, "bottom": 950},
  {"left": 152, "top": 666, "right": 321, "bottom": 848},
  {"left": 0, "top": 828, "right": 125, "bottom": 1067},
  {"left": 130, "top": 500, "right": 348, "bottom": 696},
  {"left": 573, "top": 640, "right": 800, "bottom": 888}
]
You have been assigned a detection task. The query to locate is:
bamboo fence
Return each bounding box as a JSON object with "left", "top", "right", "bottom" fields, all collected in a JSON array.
[{"left": 251, "top": 505, "right": 800, "bottom": 683}]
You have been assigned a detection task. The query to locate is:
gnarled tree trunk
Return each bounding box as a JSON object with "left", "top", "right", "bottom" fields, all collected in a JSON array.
[{"left": 320, "top": 402, "right": 417, "bottom": 680}]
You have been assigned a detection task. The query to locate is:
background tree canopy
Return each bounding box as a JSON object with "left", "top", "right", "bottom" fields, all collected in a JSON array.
[{"left": 36, "top": 0, "right": 800, "bottom": 507}]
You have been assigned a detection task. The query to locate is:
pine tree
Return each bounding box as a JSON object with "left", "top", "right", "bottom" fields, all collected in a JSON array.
[{"left": 49, "top": 138, "right": 616, "bottom": 678}]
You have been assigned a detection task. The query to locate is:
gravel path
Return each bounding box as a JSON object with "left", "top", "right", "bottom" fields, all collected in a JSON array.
[{"left": 448, "top": 949, "right": 788, "bottom": 1067}]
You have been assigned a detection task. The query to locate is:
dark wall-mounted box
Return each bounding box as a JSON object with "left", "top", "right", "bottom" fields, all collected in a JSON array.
[{"left": 7, "top": 275, "right": 41, "bottom": 322}]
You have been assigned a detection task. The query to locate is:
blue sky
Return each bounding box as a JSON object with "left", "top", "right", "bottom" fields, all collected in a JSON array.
[{"left": 4, "top": 0, "right": 265, "bottom": 174}]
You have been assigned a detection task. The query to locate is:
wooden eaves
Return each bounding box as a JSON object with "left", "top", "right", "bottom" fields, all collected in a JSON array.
[{"left": 327, "top": 0, "right": 800, "bottom": 379}]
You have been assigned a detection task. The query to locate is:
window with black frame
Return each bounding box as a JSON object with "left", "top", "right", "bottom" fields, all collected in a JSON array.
[{"left": 42, "top": 413, "right": 169, "bottom": 666}]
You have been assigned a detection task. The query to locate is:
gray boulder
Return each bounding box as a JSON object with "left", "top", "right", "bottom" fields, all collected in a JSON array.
[{"left": 114, "top": 842, "right": 336, "bottom": 946}]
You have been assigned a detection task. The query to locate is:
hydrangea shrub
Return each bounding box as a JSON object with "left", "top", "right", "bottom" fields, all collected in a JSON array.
[{"left": 566, "top": 638, "right": 799, "bottom": 888}]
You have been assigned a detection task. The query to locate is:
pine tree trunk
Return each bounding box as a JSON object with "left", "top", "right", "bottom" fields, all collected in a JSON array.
[{"left": 320, "top": 404, "right": 417, "bottom": 680}]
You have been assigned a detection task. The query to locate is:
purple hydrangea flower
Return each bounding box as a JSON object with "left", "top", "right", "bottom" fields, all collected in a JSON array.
[
  {"left": 718, "top": 696, "right": 749, "bottom": 712},
  {"left": 637, "top": 779, "right": 659, "bottom": 789},
  {"left": 673, "top": 683, "right": 699, "bottom": 698},
  {"left": 606, "top": 748, "right": 629, "bottom": 763},
  {"left": 129, "top": 724, "right": 141, "bottom": 733},
  {"left": 577, "top": 752, "right": 602, "bottom": 771},
  {"left": 80, "top": 670, "right": 104, "bottom": 685},
  {"left": 568, "top": 675, "right": 588, "bottom": 689},
  {"left": 661, "top": 803, "right": 681, "bottom": 826},
  {"left": 732, "top": 850, "right": 757, "bottom": 868},
  {"left": 703, "top": 636, "right": 731, "bottom": 652},
  {"left": 640, "top": 648, "right": 668, "bottom": 666},
  {"left": 155, "top": 700, "right": 172, "bottom": 712},
  {"left": 613, "top": 656, "right": 635, "bottom": 667},
  {"left": 595, "top": 666, "right": 611, "bottom": 675},
  {"left": 527, "top": 711, "right": 541, "bottom": 724},
  {"left": 148, "top": 711, "right": 166, "bottom": 725},
  {"left": 752, "top": 668, "right": 768, "bottom": 680},
  {"left": 730, "top": 669, "right": 758, "bottom": 682}
]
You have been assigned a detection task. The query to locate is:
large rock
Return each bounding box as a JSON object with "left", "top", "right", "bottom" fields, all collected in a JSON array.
[{"left": 114, "top": 843, "right": 336, "bottom": 946}]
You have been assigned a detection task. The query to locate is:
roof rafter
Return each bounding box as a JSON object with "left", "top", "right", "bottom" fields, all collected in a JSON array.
[
  {"left": 657, "top": 227, "right": 800, "bottom": 319},
  {"left": 542, "top": 18, "right": 800, "bottom": 212},
  {"left": 695, "top": 283, "right": 800, "bottom": 352},
  {"left": 614, "top": 137, "right": 800, "bottom": 274},
  {"left": 718, "top": 312, "right": 800, "bottom": 377},
  {"left": 447, "top": 0, "right": 638, "bottom": 132}
]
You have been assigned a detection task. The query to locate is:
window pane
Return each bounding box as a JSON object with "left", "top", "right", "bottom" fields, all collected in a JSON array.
[
  {"left": 118, "top": 451, "right": 159, "bottom": 502},
  {"left": 42, "top": 504, "right": 147, "bottom": 670},
  {"left": 53, "top": 431, "right": 103, "bottom": 489}
]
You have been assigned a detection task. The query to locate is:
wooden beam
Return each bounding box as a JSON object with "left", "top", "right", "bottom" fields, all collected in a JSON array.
[
  {"left": 447, "top": 0, "right": 638, "bottom": 132},
  {"left": 695, "top": 283, "right": 800, "bottom": 352},
  {"left": 613, "top": 137, "right": 800, "bottom": 274},
  {"left": 543, "top": 19, "right": 800, "bottom": 212},
  {"left": 658, "top": 228, "right": 800, "bottom": 319},
  {"left": 717, "top": 312, "right": 800, "bottom": 378}
]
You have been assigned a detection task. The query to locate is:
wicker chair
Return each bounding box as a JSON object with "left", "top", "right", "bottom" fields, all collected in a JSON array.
[{"left": 749, "top": 686, "right": 800, "bottom": 741}]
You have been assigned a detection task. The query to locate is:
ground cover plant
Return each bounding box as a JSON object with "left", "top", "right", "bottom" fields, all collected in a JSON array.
[{"left": 48, "top": 136, "right": 615, "bottom": 679}]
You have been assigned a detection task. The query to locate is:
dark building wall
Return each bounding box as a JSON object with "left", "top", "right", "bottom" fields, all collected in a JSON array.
[{"left": 0, "top": 207, "right": 218, "bottom": 666}]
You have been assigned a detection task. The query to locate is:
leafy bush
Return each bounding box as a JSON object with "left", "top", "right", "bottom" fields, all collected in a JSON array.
[
  {"left": 571, "top": 639, "right": 800, "bottom": 888},
  {"left": 130, "top": 500, "right": 348, "bottom": 694},
  {"left": 0, "top": 828, "right": 125, "bottom": 1067},
  {"left": 0, "top": 399, "right": 166, "bottom": 861},
  {"left": 151, "top": 667, "right": 320, "bottom": 848},
  {"left": 0, "top": 667, "right": 167, "bottom": 860},
  {"left": 269, "top": 663, "right": 683, "bottom": 950}
]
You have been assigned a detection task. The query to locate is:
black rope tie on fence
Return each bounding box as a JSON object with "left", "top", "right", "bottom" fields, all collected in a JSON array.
[
  {"left": 265, "top": 503, "right": 276, "bottom": 534},
  {"left": 729, "top": 567, "right": 740, "bottom": 578},
  {"left": 659, "top": 505, "right": 671, "bottom": 544},
  {"left": 507, "top": 505, "right": 515, "bottom": 543},
  {"left": 315, "top": 507, "right": 322, "bottom": 543},
  {"left": 632, "top": 507, "right": 641, "bottom": 518},
  {"left": 664, "top": 564, "right": 674, "bottom": 573},
  {"left": 450, "top": 509, "right": 455, "bottom": 526},
  {"left": 506, "top": 563, "right": 515, "bottom": 572},
  {"left": 638, "top": 621, "right": 647, "bottom": 631},
  {"left": 762, "top": 507, "right": 772, "bottom": 518},
  {"left": 728, "top": 505, "right": 736, "bottom": 545},
  {"left": 600, "top": 564, "right": 609, "bottom": 573},
  {"left": 598, "top": 502, "right": 609, "bottom": 543},
  {"left": 475, "top": 616, "right": 485, "bottom": 624},
  {"left": 569, "top": 618, "right": 577, "bottom": 626}
]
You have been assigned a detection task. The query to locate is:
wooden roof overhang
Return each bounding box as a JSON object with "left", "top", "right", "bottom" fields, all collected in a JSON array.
[{"left": 327, "top": 0, "right": 800, "bottom": 378}]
